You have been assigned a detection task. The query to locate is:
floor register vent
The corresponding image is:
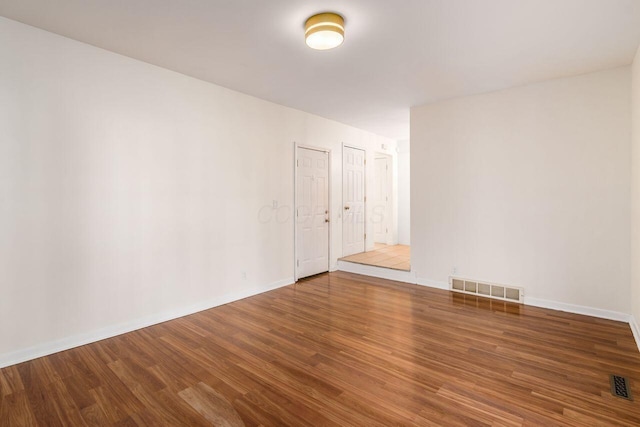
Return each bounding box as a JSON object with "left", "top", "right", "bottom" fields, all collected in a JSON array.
[
  {"left": 610, "top": 375, "right": 632, "bottom": 400},
  {"left": 450, "top": 276, "right": 524, "bottom": 303}
]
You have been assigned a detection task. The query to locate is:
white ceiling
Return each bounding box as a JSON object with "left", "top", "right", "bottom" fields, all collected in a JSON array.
[{"left": 2, "top": 0, "right": 640, "bottom": 140}]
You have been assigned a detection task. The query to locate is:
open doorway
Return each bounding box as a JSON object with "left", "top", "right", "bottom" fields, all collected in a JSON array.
[{"left": 340, "top": 141, "right": 411, "bottom": 271}]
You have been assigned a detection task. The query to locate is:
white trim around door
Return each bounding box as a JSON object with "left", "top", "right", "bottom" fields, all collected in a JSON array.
[
  {"left": 294, "top": 143, "right": 331, "bottom": 281},
  {"left": 342, "top": 144, "right": 366, "bottom": 257}
]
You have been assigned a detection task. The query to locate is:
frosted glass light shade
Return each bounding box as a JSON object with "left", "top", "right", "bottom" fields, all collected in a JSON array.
[{"left": 305, "top": 13, "right": 345, "bottom": 50}]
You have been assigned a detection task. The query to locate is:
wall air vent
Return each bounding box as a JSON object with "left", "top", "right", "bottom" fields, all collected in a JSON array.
[{"left": 450, "top": 276, "right": 524, "bottom": 303}]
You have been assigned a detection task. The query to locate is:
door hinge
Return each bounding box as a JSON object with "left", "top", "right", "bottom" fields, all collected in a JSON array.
[
  {"left": 364, "top": 196, "right": 367, "bottom": 202},
  {"left": 386, "top": 164, "right": 388, "bottom": 171},
  {"left": 296, "top": 159, "right": 299, "bottom": 167},
  {"left": 364, "top": 233, "right": 367, "bottom": 240},
  {"left": 297, "top": 260, "right": 300, "bottom": 267}
]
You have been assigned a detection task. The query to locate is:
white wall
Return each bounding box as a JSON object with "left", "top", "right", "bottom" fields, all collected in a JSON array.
[
  {"left": 0, "top": 17, "right": 395, "bottom": 367},
  {"left": 632, "top": 45, "right": 640, "bottom": 329},
  {"left": 397, "top": 140, "right": 411, "bottom": 245},
  {"left": 411, "top": 67, "right": 631, "bottom": 314}
]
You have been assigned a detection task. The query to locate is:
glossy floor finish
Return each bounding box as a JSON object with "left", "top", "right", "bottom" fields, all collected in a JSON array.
[
  {"left": 340, "top": 243, "right": 411, "bottom": 271},
  {"left": 2, "top": 272, "right": 640, "bottom": 426}
]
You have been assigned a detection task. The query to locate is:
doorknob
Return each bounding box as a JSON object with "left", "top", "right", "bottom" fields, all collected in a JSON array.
[
  {"left": 344, "top": 206, "right": 350, "bottom": 210},
  {"left": 325, "top": 218, "right": 330, "bottom": 223}
]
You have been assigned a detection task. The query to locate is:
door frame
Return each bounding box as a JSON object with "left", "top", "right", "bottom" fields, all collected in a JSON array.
[
  {"left": 294, "top": 142, "right": 332, "bottom": 282},
  {"left": 342, "top": 143, "right": 367, "bottom": 256}
]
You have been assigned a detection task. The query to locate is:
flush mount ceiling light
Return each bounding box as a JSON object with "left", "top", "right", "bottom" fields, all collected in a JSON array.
[{"left": 305, "top": 12, "right": 345, "bottom": 50}]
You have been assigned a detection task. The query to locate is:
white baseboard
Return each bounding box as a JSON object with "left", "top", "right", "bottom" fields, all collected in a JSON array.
[
  {"left": 418, "top": 279, "right": 639, "bottom": 350},
  {"left": 8, "top": 272, "right": 634, "bottom": 369},
  {"left": 365, "top": 268, "right": 640, "bottom": 352},
  {"left": 526, "top": 297, "right": 640, "bottom": 351},
  {"left": 337, "top": 260, "right": 417, "bottom": 284},
  {"left": 0, "top": 277, "right": 293, "bottom": 369},
  {"left": 524, "top": 296, "right": 630, "bottom": 323},
  {"left": 416, "top": 277, "right": 450, "bottom": 291},
  {"left": 629, "top": 315, "right": 640, "bottom": 352},
  {"left": 342, "top": 270, "right": 640, "bottom": 351}
]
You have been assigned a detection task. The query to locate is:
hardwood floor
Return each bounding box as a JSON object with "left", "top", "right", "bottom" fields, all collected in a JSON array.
[
  {"left": 2, "top": 271, "right": 640, "bottom": 426},
  {"left": 340, "top": 244, "right": 411, "bottom": 271}
]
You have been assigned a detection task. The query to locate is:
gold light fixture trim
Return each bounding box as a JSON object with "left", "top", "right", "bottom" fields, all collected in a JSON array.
[{"left": 305, "top": 12, "right": 345, "bottom": 50}]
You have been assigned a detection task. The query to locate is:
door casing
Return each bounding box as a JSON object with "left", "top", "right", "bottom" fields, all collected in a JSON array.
[
  {"left": 294, "top": 143, "right": 331, "bottom": 281},
  {"left": 342, "top": 144, "right": 366, "bottom": 257}
]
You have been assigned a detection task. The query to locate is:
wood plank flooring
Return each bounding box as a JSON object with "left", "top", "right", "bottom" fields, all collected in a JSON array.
[
  {"left": 340, "top": 244, "right": 411, "bottom": 271},
  {"left": 2, "top": 271, "right": 640, "bottom": 425}
]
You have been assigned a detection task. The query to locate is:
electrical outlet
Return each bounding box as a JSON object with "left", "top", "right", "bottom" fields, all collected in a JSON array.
[
  {"left": 242, "top": 271, "right": 247, "bottom": 280},
  {"left": 452, "top": 266, "right": 457, "bottom": 275}
]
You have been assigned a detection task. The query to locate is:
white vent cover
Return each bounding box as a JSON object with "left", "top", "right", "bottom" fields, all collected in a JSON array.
[{"left": 450, "top": 276, "right": 524, "bottom": 303}]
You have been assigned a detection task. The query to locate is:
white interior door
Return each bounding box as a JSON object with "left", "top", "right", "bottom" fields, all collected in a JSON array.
[
  {"left": 373, "top": 156, "right": 391, "bottom": 244},
  {"left": 296, "top": 147, "right": 330, "bottom": 279},
  {"left": 343, "top": 146, "right": 365, "bottom": 257}
]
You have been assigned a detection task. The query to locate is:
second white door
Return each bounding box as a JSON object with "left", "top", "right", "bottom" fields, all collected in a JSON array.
[{"left": 343, "top": 146, "right": 365, "bottom": 257}]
